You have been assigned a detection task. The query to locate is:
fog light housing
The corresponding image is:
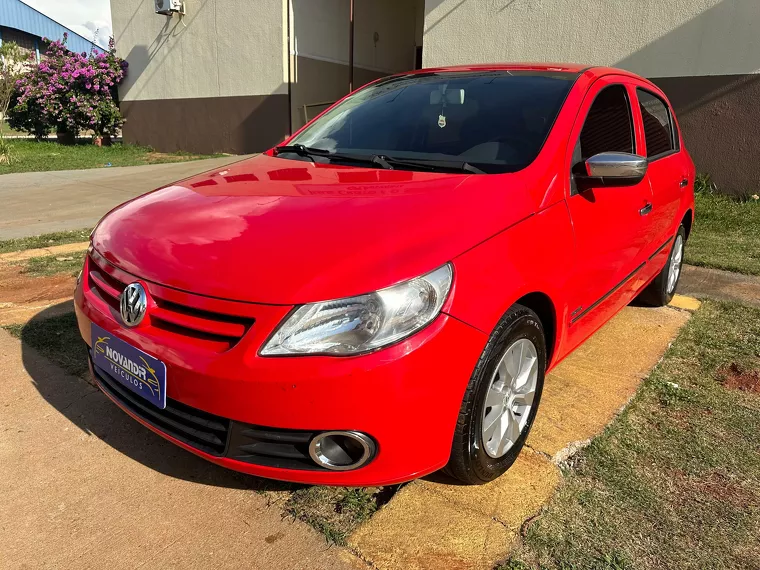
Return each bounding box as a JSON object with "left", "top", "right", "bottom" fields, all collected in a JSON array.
[{"left": 309, "top": 431, "right": 375, "bottom": 471}]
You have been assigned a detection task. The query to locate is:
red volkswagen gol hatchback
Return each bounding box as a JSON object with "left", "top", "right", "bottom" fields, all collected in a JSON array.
[{"left": 75, "top": 63, "right": 694, "bottom": 485}]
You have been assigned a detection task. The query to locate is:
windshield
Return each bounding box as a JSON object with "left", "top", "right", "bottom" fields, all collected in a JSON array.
[{"left": 283, "top": 70, "right": 578, "bottom": 174}]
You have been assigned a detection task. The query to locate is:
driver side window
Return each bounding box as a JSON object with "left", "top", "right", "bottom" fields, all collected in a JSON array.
[{"left": 573, "top": 84, "right": 635, "bottom": 169}]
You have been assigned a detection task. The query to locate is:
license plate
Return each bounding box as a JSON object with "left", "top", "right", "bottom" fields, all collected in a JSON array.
[{"left": 92, "top": 323, "right": 167, "bottom": 409}]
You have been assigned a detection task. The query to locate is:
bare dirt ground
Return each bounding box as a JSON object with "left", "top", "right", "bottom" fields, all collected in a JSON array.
[
  {"left": 0, "top": 261, "right": 77, "bottom": 326},
  {"left": 720, "top": 362, "right": 760, "bottom": 394},
  {"left": 0, "top": 263, "right": 75, "bottom": 304}
]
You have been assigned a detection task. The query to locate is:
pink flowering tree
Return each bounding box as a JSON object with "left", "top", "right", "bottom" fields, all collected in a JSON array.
[{"left": 8, "top": 34, "right": 127, "bottom": 141}]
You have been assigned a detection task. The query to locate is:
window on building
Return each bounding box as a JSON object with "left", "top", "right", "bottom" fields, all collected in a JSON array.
[{"left": 637, "top": 89, "right": 677, "bottom": 158}]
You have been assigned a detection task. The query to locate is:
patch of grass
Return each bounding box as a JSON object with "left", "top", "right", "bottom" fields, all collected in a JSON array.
[
  {"left": 4, "top": 312, "right": 89, "bottom": 378},
  {"left": 0, "top": 125, "right": 27, "bottom": 138},
  {"left": 0, "top": 140, "right": 222, "bottom": 175},
  {"left": 1, "top": 119, "right": 27, "bottom": 137},
  {"left": 0, "top": 228, "right": 91, "bottom": 254},
  {"left": 686, "top": 192, "right": 760, "bottom": 275},
  {"left": 504, "top": 300, "right": 760, "bottom": 570},
  {"left": 284, "top": 486, "right": 382, "bottom": 545},
  {"left": 21, "top": 252, "right": 86, "bottom": 277}
]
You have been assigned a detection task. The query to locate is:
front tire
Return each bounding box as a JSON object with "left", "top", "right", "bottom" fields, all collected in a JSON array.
[
  {"left": 637, "top": 225, "right": 686, "bottom": 307},
  {"left": 445, "top": 304, "right": 546, "bottom": 485}
]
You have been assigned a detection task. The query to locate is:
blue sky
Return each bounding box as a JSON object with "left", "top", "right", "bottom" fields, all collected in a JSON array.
[{"left": 21, "top": 0, "right": 112, "bottom": 48}]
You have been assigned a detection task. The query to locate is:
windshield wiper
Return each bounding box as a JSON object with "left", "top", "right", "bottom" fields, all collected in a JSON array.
[
  {"left": 276, "top": 145, "right": 385, "bottom": 168},
  {"left": 379, "top": 156, "right": 486, "bottom": 174},
  {"left": 274, "top": 144, "right": 332, "bottom": 159},
  {"left": 275, "top": 146, "right": 485, "bottom": 174},
  {"left": 460, "top": 162, "right": 486, "bottom": 174},
  {"left": 371, "top": 155, "right": 393, "bottom": 169}
]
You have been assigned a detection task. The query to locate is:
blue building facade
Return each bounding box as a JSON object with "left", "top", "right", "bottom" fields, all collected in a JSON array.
[{"left": 0, "top": 0, "right": 102, "bottom": 60}]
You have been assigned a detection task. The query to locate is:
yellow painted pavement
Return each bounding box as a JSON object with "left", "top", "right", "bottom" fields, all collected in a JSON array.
[{"left": 669, "top": 293, "right": 702, "bottom": 312}]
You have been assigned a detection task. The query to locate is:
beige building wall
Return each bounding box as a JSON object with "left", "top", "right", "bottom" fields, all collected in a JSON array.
[
  {"left": 112, "top": 0, "right": 290, "bottom": 154},
  {"left": 422, "top": 0, "right": 760, "bottom": 194},
  {"left": 112, "top": 0, "right": 424, "bottom": 151},
  {"left": 422, "top": 0, "right": 759, "bottom": 77}
]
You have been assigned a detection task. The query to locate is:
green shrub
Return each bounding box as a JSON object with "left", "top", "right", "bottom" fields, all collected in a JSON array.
[
  {"left": 694, "top": 173, "right": 717, "bottom": 195},
  {"left": 8, "top": 34, "right": 126, "bottom": 139},
  {"left": 0, "top": 137, "right": 15, "bottom": 165},
  {"left": 7, "top": 92, "right": 51, "bottom": 139}
]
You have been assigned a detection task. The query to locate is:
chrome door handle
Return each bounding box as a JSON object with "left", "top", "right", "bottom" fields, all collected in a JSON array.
[
  {"left": 680, "top": 178, "right": 689, "bottom": 188},
  {"left": 640, "top": 203, "right": 653, "bottom": 216}
]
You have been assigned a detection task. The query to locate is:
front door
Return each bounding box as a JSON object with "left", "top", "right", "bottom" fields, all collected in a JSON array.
[{"left": 564, "top": 78, "right": 654, "bottom": 346}]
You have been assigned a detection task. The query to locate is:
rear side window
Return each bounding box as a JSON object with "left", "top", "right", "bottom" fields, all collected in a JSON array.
[
  {"left": 637, "top": 89, "right": 677, "bottom": 158},
  {"left": 576, "top": 85, "right": 635, "bottom": 162}
]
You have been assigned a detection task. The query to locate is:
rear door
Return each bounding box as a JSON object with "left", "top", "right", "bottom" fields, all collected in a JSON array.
[
  {"left": 564, "top": 78, "right": 653, "bottom": 343},
  {"left": 633, "top": 87, "right": 686, "bottom": 262}
]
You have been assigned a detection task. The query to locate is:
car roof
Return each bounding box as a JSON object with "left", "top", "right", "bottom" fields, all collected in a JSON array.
[
  {"left": 416, "top": 62, "right": 589, "bottom": 74},
  {"left": 403, "top": 63, "right": 647, "bottom": 81},
  {"left": 393, "top": 63, "right": 662, "bottom": 94}
]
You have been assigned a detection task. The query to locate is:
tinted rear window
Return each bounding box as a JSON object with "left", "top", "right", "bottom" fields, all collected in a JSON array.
[
  {"left": 638, "top": 89, "right": 677, "bottom": 158},
  {"left": 288, "top": 71, "right": 578, "bottom": 173}
]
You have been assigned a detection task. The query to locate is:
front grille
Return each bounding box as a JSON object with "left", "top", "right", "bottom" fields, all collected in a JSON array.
[
  {"left": 93, "top": 361, "right": 230, "bottom": 456},
  {"left": 87, "top": 254, "right": 253, "bottom": 351},
  {"left": 226, "top": 424, "right": 321, "bottom": 471}
]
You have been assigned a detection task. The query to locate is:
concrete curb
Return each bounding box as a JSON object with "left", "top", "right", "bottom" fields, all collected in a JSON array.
[{"left": 678, "top": 265, "right": 760, "bottom": 308}]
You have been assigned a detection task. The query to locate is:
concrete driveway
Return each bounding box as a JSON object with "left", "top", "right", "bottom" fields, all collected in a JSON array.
[
  {"left": 0, "top": 156, "right": 247, "bottom": 239},
  {"left": 0, "top": 327, "right": 359, "bottom": 570}
]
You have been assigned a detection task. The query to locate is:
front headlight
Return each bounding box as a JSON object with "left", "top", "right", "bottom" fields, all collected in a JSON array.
[{"left": 261, "top": 264, "right": 453, "bottom": 356}]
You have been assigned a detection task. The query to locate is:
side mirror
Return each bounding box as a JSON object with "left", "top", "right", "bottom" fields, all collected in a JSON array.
[{"left": 574, "top": 152, "right": 648, "bottom": 188}]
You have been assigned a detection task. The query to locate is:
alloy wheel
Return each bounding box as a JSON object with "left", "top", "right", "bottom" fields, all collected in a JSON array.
[
  {"left": 481, "top": 338, "right": 539, "bottom": 458},
  {"left": 667, "top": 234, "right": 684, "bottom": 294}
]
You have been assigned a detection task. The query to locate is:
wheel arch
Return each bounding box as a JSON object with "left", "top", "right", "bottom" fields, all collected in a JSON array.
[
  {"left": 681, "top": 209, "right": 693, "bottom": 240},
  {"left": 515, "top": 292, "right": 557, "bottom": 366}
]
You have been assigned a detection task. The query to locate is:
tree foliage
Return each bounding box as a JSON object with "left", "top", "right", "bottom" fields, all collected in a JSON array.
[
  {"left": 8, "top": 34, "right": 128, "bottom": 139},
  {"left": 0, "top": 41, "right": 27, "bottom": 137}
]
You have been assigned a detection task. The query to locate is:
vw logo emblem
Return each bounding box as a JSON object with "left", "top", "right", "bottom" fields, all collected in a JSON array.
[{"left": 120, "top": 282, "right": 147, "bottom": 327}]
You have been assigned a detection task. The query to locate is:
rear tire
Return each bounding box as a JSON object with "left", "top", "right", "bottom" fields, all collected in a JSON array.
[
  {"left": 445, "top": 304, "right": 546, "bottom": 485},
  {"left": 637, "top": 225, "right": 686, "bottom": 307}
]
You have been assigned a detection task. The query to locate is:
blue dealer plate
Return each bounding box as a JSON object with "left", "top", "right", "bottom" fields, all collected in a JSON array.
[{"left": 92, "top": 323, "right": 167, "bottom": 409}]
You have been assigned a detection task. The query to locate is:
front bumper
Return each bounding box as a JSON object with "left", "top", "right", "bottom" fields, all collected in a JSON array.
[{"left": 75, "top": 255, "right": 487, "bottom": 486}]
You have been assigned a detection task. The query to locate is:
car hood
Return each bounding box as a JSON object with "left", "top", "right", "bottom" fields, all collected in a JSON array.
[{"left": 93, "top": 154, "right": 534, "bottom": 304}]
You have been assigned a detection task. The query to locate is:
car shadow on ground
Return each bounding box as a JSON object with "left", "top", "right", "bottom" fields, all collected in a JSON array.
[{"left": 17, "top": 301, "right": 298, "bottom": 493}]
